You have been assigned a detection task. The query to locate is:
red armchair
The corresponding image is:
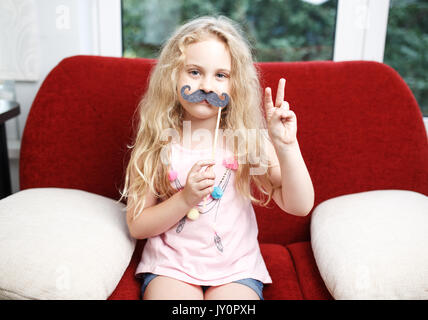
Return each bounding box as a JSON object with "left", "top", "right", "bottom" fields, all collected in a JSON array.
[{"left": 20, "top": 56, "right": 428, "bottom": 299}]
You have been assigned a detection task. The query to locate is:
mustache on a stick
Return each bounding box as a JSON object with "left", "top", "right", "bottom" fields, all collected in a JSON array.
[{"left": 180, "top": 85, "right": 229, "bottom": 108}]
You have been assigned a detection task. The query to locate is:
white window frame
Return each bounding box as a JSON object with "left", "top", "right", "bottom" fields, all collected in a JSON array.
[
  {"left": 89, "top": 0, "right": 122, "bottom": 57},
  {"left": 334, "top": 0, "right": 390, "bottom": 62},
  {"left": 334, "top": 0, "right": 427, "bottom": 129}
]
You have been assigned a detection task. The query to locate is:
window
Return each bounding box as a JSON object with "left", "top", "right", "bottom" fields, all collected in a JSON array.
[
  {"left": 384, "top": 0, "right": 427, "bottom": 116},
  {"left": 121, "top": 0, "right": 338, "bottom": 62}
]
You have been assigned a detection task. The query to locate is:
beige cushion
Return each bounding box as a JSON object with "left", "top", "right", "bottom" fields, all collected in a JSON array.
[
  {"left": 311, "top": 190, "right": 428, "bottom": 299},
  {"left": 0, "top": 188, "right": 135, "bottom": 299}
]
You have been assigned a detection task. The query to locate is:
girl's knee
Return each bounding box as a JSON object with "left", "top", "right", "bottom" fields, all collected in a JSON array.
[
  {"left": 143, "top": 275, "right": 204, "bottom": 300},
  {"left": 204, "top": 282, "right": 260, "bottom": 300}
]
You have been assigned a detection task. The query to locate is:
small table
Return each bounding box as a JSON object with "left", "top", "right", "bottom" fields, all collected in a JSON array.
[{"left": 0, "top": 100, "right": 20, "bottom": 199}]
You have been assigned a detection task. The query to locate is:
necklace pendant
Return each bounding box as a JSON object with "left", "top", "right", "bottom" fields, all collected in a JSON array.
[
  {"left": 214, "top": 232, "right": 224, "bottom": 252},
  {"left": 176, "top": 216, "right": 186, "bottom": 233},
  {"left": 187, "top": 207, "right": 200, "bottom": 220},
  {"left": 168, "top": 170, "right": 178, "bottom": 181},
  {"left": 211, "top": 186, "right": 223, "bottom": 199},
  {"left": 222, "top": 157, "right": 238, "bottom": 170}
]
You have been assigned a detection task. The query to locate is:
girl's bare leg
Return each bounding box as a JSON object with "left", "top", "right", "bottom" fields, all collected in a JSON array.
[
  {"left": 204, "top": 283, "right": 260, "bottom": 300},
  {"left": 143, "top": 275, "right": 204, "bottom": 300}
]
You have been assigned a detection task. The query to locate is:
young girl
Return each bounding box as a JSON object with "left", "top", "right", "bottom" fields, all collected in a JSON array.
[{"left": 121, "top": 16, "right": 314, "bottom": 300}]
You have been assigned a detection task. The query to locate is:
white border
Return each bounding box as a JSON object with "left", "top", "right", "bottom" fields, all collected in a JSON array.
[
  {"left": 334, "top": 0, "right": 390, "bottom": 62},
  {"left": 92, "top": 0, "right": 122, "bottom": 57}
]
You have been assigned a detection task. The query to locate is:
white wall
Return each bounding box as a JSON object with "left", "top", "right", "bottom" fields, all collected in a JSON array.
[{"left": 6, "top": 0, "right": 121, "bottom": 193}]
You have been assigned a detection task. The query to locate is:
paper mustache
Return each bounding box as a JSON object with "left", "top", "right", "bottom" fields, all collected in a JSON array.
[{"left": 180, "top": 85, "right": 230, "bottom": 108}]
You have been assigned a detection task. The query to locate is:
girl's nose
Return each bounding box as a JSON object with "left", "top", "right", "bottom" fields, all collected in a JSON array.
[{"left": 200, "top": 77, "right": 214, "bottom": 93}]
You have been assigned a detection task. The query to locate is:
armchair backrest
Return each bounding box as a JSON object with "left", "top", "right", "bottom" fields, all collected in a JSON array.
[{"left": 20, "top": 55, "right": 428, "bottom": 246}]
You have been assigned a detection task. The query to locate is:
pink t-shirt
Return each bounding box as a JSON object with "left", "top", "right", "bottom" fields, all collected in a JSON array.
[{"left": 136, "top": 142, "right": 272, "bottom": 285}]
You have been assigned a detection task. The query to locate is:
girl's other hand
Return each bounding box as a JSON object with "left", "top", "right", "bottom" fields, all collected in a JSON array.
[
  {"left": 264, "top": 78, "right": 297, "bottom": 147},
  {"left": 182, "top": 159, "right": 216, "bottom": 207}
]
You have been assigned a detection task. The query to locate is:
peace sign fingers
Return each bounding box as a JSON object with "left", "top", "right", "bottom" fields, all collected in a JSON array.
[
  {"left": 264, "top": 87, "right": 274, "bottom": 108},
  {"left": 275, "top": 78, "right": 286, "bottom": 108},
  {"left": 264, "top": 86, "right": 274, "bottom": 120},
  {"left": 264, "top": 78, "right": 287, "bottom": 119},
  {"left": 264, "top": 77, "right": 298, "bottom": 146}
]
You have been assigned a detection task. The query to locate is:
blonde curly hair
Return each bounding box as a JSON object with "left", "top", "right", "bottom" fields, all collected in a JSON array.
[{"left": 121, "top": 16, "right": 275, "bottom": 220}]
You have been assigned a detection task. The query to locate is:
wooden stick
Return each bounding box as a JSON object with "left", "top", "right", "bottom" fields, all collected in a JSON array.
[
  {"left": 212, "top": 106, "right": 222, "bottom": 159},
  {"left": 202, "top": 107, "right": 222, "bottom": 210}
]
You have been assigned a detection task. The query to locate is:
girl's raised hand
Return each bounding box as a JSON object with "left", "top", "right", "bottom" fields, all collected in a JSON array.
[
  {"left": 182, "top": 159, "right": 216, "bottom": 208},
  {"left": 264, "top": 78, "right": 297, "bottom": 146}
]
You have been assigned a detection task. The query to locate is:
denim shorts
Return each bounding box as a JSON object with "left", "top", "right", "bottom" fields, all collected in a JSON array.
[{"left": 140, "top": 273, "right": 264, "bottom": 300}]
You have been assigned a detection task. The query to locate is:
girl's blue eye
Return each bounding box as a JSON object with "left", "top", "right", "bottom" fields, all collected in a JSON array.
[
  {"left": 217, "top": 73, "right": 229, "bottom": 79},
  {"left": 190, "top": 70, "right": 200, "bottom": 76}
]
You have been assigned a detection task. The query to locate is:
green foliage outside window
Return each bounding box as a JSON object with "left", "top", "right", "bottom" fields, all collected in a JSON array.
[
  {"left": 122, "top": 0, "right": 337, "bottom": 62},
  {"left": 384, "top": 0, "right": 427, "bottom": 115}
]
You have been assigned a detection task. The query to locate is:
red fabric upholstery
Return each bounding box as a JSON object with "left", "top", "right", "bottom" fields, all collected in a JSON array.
[
  {"left": 261, "top": 244, "right": 303, "bottom": 300},
  {"left": 20, "top": 56, "right": 156, "bottom": 200},
  {"left": 108, "top": 240, "right": 145, "bottom": 300},
  {"left": 20, "top": 56, "right": 428, "bottom": 299},
  {"left": 287, "top": 242, "right": 332, "bottom": 300},
  {"left": 255, "top": 61, "right": 428, "bottom": 246}
]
